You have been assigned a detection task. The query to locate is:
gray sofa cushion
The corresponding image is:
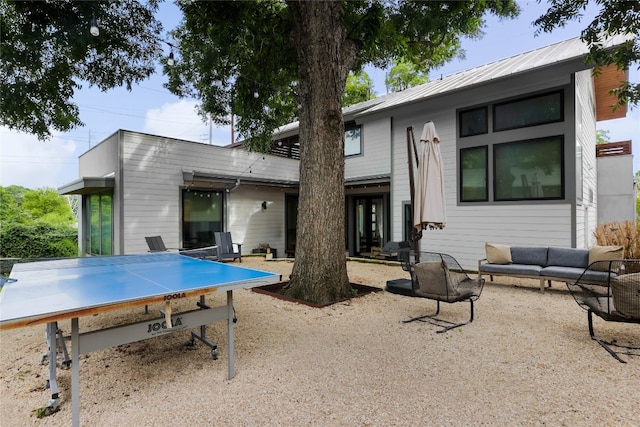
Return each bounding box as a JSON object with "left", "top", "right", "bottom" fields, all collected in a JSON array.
[
  {"left": 547, "top": 247, "right": 589, "bottom": 269},
  {"left": 510, "top": 246, "right": 548, "bottom": 266},
  {"left": 541, "top": 266, "right": 588, "bottom": 280},
  {"left": 480, "top": 263, "right": 543, "bottom": 276}
]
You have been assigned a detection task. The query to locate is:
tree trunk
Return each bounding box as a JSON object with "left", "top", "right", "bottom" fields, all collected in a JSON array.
[{"left": 284, "top": 1, "right": 356, "bottom": 305}]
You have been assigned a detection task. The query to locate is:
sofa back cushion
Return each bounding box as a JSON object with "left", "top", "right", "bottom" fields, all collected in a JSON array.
[
  {"left": 510, "top": 246, "right": 548, "bottom": 266},
  {"left": 588, "top": 246, "right": 624, "bottom": 271},
  {"left": 547, "top": 247, "right": 589, "bottom": 268},
  {"left": 485, "top": 243, "right": 512, "bottom": 264}
]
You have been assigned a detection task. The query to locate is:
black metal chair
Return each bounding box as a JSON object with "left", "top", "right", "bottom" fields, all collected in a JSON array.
[
  {"left": 566, "top": 259, "right": 640, "bottom": 363},
  {"left": 214, "top": 232, "right": 242, "bottom": 262},
  {"left": 386, "top": 250, "right": 485, "bottom": 333}
]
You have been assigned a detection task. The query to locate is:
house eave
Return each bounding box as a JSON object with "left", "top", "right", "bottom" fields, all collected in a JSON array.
[{"left": 58, "top": 177, "right": 115, "bottom": 195}]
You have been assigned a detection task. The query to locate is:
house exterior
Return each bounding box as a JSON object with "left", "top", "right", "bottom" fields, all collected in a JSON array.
[{"left": 59, "top": 35, "right": 632, "bottom": 271}]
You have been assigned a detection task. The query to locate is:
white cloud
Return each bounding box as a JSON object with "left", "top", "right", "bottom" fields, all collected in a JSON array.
[
  {"left": 143, "top": 100, "right": 233, "bottom": 146},
  {"left": 0, "top": 128, "right": 80, "bottom": 189}
]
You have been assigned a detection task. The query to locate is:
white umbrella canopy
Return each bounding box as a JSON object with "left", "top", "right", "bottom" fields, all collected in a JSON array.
[{"left": 413, "top": 121, "right": 446, "bottom": 231}]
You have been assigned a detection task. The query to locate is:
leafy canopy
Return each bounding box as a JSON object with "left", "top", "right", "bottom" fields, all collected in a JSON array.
[
  {"left": 343, "top": 71, "right": 375, "bottom": 107},
  {"left": 534, "top": 0, "right": 640, "bottom": 107},
  {"left": 166, "top": 0, "right": 519, "bottom": 151},
  {"left": 0, "top": 0, "right": 164, "bottom": 139},
  {"left": 385, "top": 58, "right": 429, "bottom": 92}
]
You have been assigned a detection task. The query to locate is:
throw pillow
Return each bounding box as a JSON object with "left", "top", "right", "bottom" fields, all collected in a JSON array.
[
  {"left": 588, "top": 245, "right": 624, "bottom": 271},
  {"left": 486, "top": 243, "right": 512, "bottom": 264}
]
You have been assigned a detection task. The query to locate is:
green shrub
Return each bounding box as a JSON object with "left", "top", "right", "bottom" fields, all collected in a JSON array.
[{"left": 0, "top": 222, "right": 77, "bottom": 260}]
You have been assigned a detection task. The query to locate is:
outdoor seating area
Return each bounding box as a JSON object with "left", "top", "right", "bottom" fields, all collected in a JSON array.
[
  {"left": 478, "top": 243, "right": 624, "bottom": 292},
  {"left": 144, "top": 235, "right": 218, "bottom": 260},
  {"left": 1, "top": 257, "right": 637, "bottom": 426}
]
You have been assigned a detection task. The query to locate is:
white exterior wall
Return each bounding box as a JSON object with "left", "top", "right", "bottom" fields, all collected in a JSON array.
[
  {"left": 119, "top": 131, "right": 298, "bottom": 255},
  {"left": 386, "top": 69, "right": 579, "bottom": 270},
  {"left": 597, "top": 155, "right": 636, "bottom": 224},
  {"left": 78, "top": 132, "right": 121, "bottom": 254},
  {"left": 575, "top": 70, "right": 598, "bottom": 248},
  {"left": 345, "top": 119, "right": 391, "bottom": 179}
]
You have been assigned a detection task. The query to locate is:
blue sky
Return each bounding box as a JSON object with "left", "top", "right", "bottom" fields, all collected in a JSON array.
[{"left": 1, "top": 1, "right": 638, "bottom": 189}]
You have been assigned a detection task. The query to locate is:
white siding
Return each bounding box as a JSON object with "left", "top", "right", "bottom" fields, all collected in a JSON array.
[
  {"left": 387, "top": 71, "right": 580, "bottom": 271},
  {"left": 575, "top": 70, "right": 598, "bottom": 247},
  {"left": 119, "top": 132, "right": 298, "bottom": 255},
  {"left": 345, "top": 119, "right": 391, "bottom": 179}
]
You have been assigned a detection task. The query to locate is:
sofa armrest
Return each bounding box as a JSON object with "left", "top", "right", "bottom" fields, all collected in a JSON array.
[{"left": 478, "top": 258, "right": 488, "bottom": 278}]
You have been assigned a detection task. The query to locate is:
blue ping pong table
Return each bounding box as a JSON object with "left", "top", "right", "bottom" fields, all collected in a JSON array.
[{"left": 0, "top": 253, "right": 280, "bottom": 427}]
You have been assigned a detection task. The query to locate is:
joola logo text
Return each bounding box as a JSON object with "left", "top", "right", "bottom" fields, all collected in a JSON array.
[
  {"left": 147, "top": 317, "right": 183, "bottom": 333},
  {"left": 164, "top": 292, "right": 186, "bottom": 300}
]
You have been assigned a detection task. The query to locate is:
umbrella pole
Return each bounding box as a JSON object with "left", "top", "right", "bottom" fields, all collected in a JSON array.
[{"left": 406, "top": 127, "right": 422, "bottom": 262}]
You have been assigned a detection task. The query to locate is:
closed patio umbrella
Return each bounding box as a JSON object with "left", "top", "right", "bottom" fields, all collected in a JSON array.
[
  {"left": 406, "top": 122, "right": 446, "bottom": 261},
  {"left": 413, "top": 121, "right": 446, "bottom": 231}
]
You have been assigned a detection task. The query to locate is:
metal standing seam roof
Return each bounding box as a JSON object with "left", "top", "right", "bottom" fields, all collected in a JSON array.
[
  {"left": 267, "top": 35, "right": 629, "bottom": 139},
  {"left": 355, "top": 34, "right": 630, "bottom": 117}
]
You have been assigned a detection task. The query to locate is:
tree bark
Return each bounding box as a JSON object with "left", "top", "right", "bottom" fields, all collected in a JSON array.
[{"left": 284, "top": 1, "right": 355, "bottom": 305}]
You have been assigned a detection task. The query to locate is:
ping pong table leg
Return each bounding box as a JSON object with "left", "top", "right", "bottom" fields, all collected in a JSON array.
[
  {"left": 227, "top": 290, "right": 234, "bottom": 380},
  {"left": 71, "top": 317, "right": 80, "bottom": 427},
  {"left": 44, "top": 322, "right": 61, "bottom": 413}
]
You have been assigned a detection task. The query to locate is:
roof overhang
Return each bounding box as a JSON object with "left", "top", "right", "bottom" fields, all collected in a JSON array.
[
  {"left": 58, "top": 177, "right": 115, "bottom": 195},
  {"left": 183, "top": 171, "right": 299, "bottom": 190},
  {"left": 345, "top": 174, "right": 391, "bottom": 188}
]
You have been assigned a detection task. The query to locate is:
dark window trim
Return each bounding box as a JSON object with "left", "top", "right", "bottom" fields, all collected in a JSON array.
[
  {"left": 459, "top": 106, "right": 488, "bottom": 137},
  {"left": 492, "top": 135, "right": 565, "bottom": 202},
  {"left": 493, "top": 90, "right": 564, "bottom": 132},
  {"left": 459, "top": 145, "right": 489, "bottom": 202},
  {"left": 344, "top": 122, "right": 362, "bottom": 157}
]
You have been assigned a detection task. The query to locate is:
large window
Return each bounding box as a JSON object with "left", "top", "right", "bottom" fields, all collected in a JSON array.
[
  {"left": 182, "top": 189, "right": 222, "bottom": 249},
  {"left": 85, "top": 192, "right": 112, "bottom": 255},
  {"left": 494, "top": 136, "right": 564, "bottom": 201},
  {"left": 460, "top": 146, "right": 488, "bottom": 202},
  {"left": 345, "top": 123, "right": 362, "bottom": 156},
  {"left": 494, "top": 91, "right": 563, "bottom": 131}
]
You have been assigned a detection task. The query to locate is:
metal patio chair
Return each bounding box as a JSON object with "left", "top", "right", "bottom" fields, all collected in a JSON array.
[
  {"left": 386, "top": 250, "right": 485, "bottom": 333},
  {"left": 566, "top": 259, "right": 640, "bottom": 363}
]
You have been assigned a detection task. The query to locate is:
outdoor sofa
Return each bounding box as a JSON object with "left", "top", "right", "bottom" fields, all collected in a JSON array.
[{"left": 478, "top": 243, "right": 624, "bottom": 293}]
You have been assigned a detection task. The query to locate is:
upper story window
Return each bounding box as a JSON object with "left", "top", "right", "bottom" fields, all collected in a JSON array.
[
  {"left": 459, "top": 106, "right": 488, "bottom": 137},
  {"left": 493, "top": 91, "right": 564, "bottom": 131},
  {"left": 345, "top": 123, "right": 362, "bottom": 156}
]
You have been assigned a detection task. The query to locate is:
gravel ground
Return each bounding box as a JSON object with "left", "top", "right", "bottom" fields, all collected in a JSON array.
[{"left": 1, "top": 256, "right": 639, "bottom": 426}]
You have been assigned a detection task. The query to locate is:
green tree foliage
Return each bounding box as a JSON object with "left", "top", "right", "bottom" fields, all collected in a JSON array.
[
  {"left": 596, "top": 129, "right": 611, "bottom": 144},
  {"left": 0, "top": 186, "right": 77, "bottom": 265},
  {"left": 0, "top": 0, "right": 164, "bottom": 139},
  {"left": 534, "top": 0, "right": 640, "bottom": 107},
  {"left": 343, "top": 71, "right": 375, "bottom": 107},
  {"left": 22, "top": 188, "right": 75, "bottom": 225},
  {"left": 385, "top": 58, "right": 429, "bottom": 92}
]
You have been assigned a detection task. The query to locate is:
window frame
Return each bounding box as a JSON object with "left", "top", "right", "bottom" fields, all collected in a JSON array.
[
  {"left": 459, "top": 145, "right": 489, "bottom": 202},
  {"left": 493, "top": 135, "right": 565, "bottom": 202},
  {"left": 493, "top": 90, "right": 564, "bottom": 132},
  {"left": 459, "top": 106, "right": 488, "bottom": 137},
  {"left": 344, "top": 122, "right": 362, "bottom": 157}
]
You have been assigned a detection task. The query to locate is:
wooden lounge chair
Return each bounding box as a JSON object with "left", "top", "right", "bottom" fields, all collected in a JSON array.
[
  {"left": 566, "top": 259, "right": 640, "bottom": 363},
  {"left": 386, "top": 250, "right": 485, "bottom": 333},
  {"left": 214, "top": 232, "right": 242, "bottom": 262}
]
